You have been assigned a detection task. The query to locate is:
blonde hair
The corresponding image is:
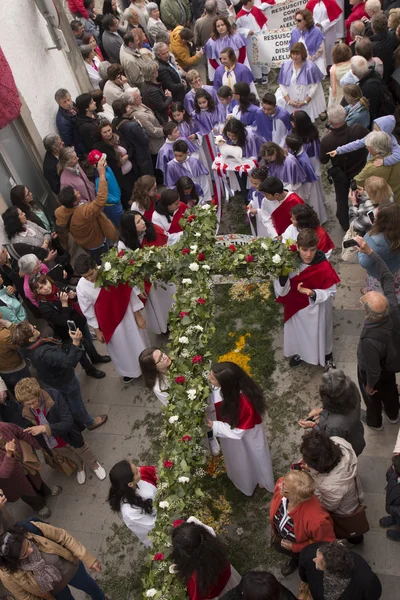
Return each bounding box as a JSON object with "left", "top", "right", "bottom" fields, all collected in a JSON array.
[
  {"left": 186, "top": 69, "right": 201, "bottom": 83},
  {"left": 342, "top": 84, "right": 369, "bottom": 111},
  {"left": 365, "top": 176, "right": 393, "bottom": 205},
  {"left": 284, "top": 470, "right": 315, "bottom": 503},
  {"left": 14, "top": 377, "right": 41, "bottom": 403},
  {"left": 389, "top": 7, "right": 400, "bottom": 28}
]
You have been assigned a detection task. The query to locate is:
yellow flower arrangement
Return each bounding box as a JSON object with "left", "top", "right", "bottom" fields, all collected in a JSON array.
[
  {"left": 206, "top": 454, "right": 227, "bottom": 479},
  {"left": 219, "top": 333, "right": 252, "bottom": 375},
  {"left": 198, "top": 495, "right": 233, "bottom": 535},
  {"left": 229, "top": 282, "right": 271, "bottom": 303}
]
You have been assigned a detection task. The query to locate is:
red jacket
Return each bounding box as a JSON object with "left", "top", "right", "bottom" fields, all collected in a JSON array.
[
  {"left": 345, "top": 2, "right": 368, "bottom": 44},
  {"left": 68, "top": 0, "right": 89, "bottom": 18},
  {"left": 270, "top": 478, "right": 336, "bottom": 553}
]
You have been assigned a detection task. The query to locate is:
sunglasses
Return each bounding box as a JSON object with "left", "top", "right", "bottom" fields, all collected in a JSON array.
[{"left": 296, "top": 18, "right": 304, "bottom": 22}]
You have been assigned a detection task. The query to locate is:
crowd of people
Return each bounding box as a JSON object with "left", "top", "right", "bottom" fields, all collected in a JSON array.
[{"left": 1, "top": 0, "right": 400, "bottom": 597}]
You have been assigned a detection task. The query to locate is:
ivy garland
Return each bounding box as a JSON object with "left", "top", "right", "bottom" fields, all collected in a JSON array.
[{"left": 96, "top": 205, "right": 299, "bottom": 600}]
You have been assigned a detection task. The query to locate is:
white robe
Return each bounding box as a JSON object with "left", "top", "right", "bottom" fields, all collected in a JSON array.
[
  {"left": 311, "top": 1, "right": 341, "bottom": 65},
  {"left": 236, "top": 9, "right": 269, "bottom": 79},
  {"left": 153, "top": 374, "right": 169, "bottom": 406},
  {"left": 275, "top": 263, "right": 337, "bottom": 366},
  {"left": 276, "top": 69, "right": 326, "bottom": 123},
  {"left": 247, "top": 191, "right": 273, "bottom": 238},
  {"left": 76, "top": 277, "right": 150, "bottom": 378},
  {"left": 120, "top": 479, "right": 156, "bottom": 547},
  {"left": 282, "top": 224, "right": 333, "bottom": 259},
  {"left": 258, "top": 197, "right": 281, "bottom": 239},
  {"left": 210, "top": 388, "right": 275, "bottom": 496}
]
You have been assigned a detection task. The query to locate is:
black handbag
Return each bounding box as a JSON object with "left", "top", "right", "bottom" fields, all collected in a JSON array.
[{"left": 331, "top": 475, "right": 370, "bottom": 539}]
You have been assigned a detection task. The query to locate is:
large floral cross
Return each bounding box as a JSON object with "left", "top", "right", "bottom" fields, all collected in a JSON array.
[{"left": 97, "top": 206, "right": 298, "bottom": 600}]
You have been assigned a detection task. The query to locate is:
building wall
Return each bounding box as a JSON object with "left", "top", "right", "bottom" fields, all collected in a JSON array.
[{"left": 0, "top": 0, "right": 80, "bottom": 139}]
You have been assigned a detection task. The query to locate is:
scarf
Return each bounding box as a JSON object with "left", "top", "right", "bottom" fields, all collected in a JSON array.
[
  {"left": 224, "top": 65, "right": 234, "bottom": 88},
  {"left": 38, "top": 284, "right": 82, "bottom": 316},
  {"left": 20, "top": 540, "right": 62, "bottom": 593},
  {"left": 31, "top": 396, "right": 58, "bottom": 450},
  {"left": 65, "top": 165, "right": 80, "bottom": 176},
  {"left": 323, "top": 572, "right": 351, "bottom": 600}
]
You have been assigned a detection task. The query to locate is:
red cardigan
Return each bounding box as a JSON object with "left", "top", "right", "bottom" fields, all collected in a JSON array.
[
  {"left": 270, "top": 478, "right": 336, "bottom": 553},
  {"left": 345, "top": 2, "right": 368, "bottom": 44}
]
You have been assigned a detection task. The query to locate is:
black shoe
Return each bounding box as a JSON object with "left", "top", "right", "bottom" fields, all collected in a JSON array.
[
  {"left": 289, "top": 354, "right": 303, "bottom": 368},
  {"left": 281, "top": 557, "right": 299, "bottom": 576},
  {"left": 84, "top": 366, "right": 106, "bottom": 379},
  {"left": 360, "top": 408, "right": 383, "bottom": 431},
  {"left": 380, "top": 516, "right": 396, "bottom": 528},
  {"left": 123, "top": 376, "right": 135, "bottom": 383},
  {"left": 324, "top": 357, "right": 336, "bottom": 371},
  {"left": 90, "top": 355, "right": 112, "bottom": 364},
  {"left": 387, "top": 529, "right": 400, "bottom": 542}
]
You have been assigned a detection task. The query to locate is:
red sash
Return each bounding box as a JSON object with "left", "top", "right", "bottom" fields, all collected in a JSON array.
[
  {"left": 168, "top": 202, "right": 188, "bottom": 234},
  {"left": 215, "top": 393, "right": 262, "bottom": 430},
  {"left": 306, "top": 0, "right": 342, "bottom": 21},
  {"left": 237, "top": 5, "right": 268, "bottom": 28},
  {"left": 142, "top": 225, "right": 169, "bottom": 298},
  {"left": 316, "top": 225, "right": 335, "bottom": 254},
  {"left": 277, "top": 260, "right": 340, "bottom": 323},
  {"left": 272, "top": 193, "right": 304, "bottom": 236},
  {"left": 143, "top": 196, "right": 159, "bottom": 221},
  {"left": 94, "top": 283, "right": 132, "bottom": 344},
  {"left": 139, "top": 465, "right": 157, "bottom": 486}
]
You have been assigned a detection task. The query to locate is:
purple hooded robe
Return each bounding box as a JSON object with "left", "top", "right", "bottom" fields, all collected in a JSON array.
[
  {"left": 278, "top": 59, "right": 324, "bottom": 86},
  {"left": 290, "top": 149, "right": 317, "bottom": 183},
  {"left": 254, "top": 106, "right": 292, "bottom": 142},
  {"left": 266, "top": 153, "right": 306, "bottom": 186},
  {"left": 289, "top": 25, "right": 325, "bottom": 56},
  {"left": 193, "top": 105, "right": 226, "bottom": 134},
  {"left": 223, "top": 127, "right": 264, "bottom": 158},
  {"left": 156, "top": 137, "right": 197, "bottom": 171},
  {"left": 165, "top": 156, "right": 209, "bottom": 188},
  {"left": 213, "top": 62, "right": 255, "bottom": 91},
  {"left": 204, "top": 33, "right": 249, "bottom": 60},
  {"left": 184, "top": 86, "right": 218, "bottom": 114}
]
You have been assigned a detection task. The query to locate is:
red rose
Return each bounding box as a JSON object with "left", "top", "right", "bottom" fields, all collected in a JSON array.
[
  {"left": 118, "top": 250, "right": 125, "bottom": 258},
  {"left": 129, "top": 259, "right": 135, "bottom": 265},
  {"left": 245, "top": 255, "right": 254, "bottom": 263},
  {"left": 289, "top": 244, "right": 297, "bottom": 252},
  {"left": 163, "top": 460, "right": 174, "bottom": 469},
  {"left": 188, "top": 215, "right": 197, "bottom": 222},
  {"left": 197, "top": 298, "right": 206, "bottom": 305},
  {"left": 192, "top": 355, "right": 203, "bottom": 364},
  {"left": 153, "top": 553, "right": 164, "bottom": 561},
  {"left": 173, "top": 519, "right": 185, "bottom": 528},
  {"left": 175, "top": 376, "right": 186, "bottom": 384},
  {"left": 182, "top": 435, "right": 192, "bottom": 442},
  {"left": 197, "top": 252, "right": 205, "bottom": 261},
  {"left": 211, "top": 197, "right": 218, "bottom": 206},
  {"left": 229, "top": 244, "right": 236, "bottom": 253},
  {"left": 182, "top": 248, "right": 190, "bottom": 255},
  {"left": 179, "top": 311, "right": 190, "bottom": 318}
]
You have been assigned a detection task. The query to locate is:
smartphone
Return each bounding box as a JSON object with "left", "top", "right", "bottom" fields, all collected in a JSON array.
[
  {"left": 367, "top": 209, "right": 375, "bottom": 224},
  {"left": 291, "top": 462, "right": 303, "bottom": 471},
  {"left": 101, "top": 153, "right": 107, "bottom": 162},
  {"left": 67, "top": 320, "right": 77, "bottom": 334},
  {"left": 343, "top": 239, "right": 359, "bottom": 248},
  {"left": 350, "top": 180, "right": 358, "bottom": 192}
]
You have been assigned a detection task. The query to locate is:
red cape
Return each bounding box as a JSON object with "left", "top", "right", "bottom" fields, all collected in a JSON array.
[
  {"left": 215, "top": 393, "right": 262, "bottom": 429},
  {"left": 306, "top": 0, "right": 342, "bottom": 22},
  {"left": 316, "top": 225, "right": 335, "bottom": 254},
  {"left": 277, "top": 260, "right": 340, "bottom": 323},
  {"left": 169, "top": 202, "right": 188, "bottom": 234},
  {"left": 272, "top": 193, "right": 304, "bottom": 236},
  {"left": 237, "top": 5, "right": 268, "bottom": 28},
  {"left": 94, "top": 283, "right": 132, "bottom": 344},
  {"left": 142, "top": 224, "right": 169, "bottom": 298},
  {"left": 140, "top": 465, "right": 157, "bottom": 486}
]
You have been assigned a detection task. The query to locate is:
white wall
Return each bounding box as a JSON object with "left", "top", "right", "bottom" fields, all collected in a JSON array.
[{"left": 0, "top": 0, "right": 80, "bottom": 139}]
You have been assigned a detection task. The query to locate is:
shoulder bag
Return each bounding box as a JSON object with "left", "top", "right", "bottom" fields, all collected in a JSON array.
[{"left": 330, "top": 475, "right": 370, "bottom": 539}]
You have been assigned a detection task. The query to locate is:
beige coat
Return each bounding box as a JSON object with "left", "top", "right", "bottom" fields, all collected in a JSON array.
[
  {"left": 119, "top": 44, "right": 149, "bottom": 87},
  {"left": 130, "top": 104, "right": 165, "bottom": 154},
  {"left": 103, "top": 79, "right": 130, "bottom": 107},
  {"left": 0, "top": 521, "right": 96, "bottom": 600},
  {"left": 310, "top": 436, "right": 364, "bottom": 516}
]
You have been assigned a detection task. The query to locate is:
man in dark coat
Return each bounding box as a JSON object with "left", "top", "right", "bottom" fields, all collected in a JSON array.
[
  {"left": 75, "top": 93, "right": 100, "bottom": 153},
  {"left": 380, "top": 455, "right": 400, "bottom": 542},
  {"left": 370, "top": 12, "right": 398, "bottom": 83},
  {"left": 349, "top": 56, "right": 394, "bottom": 124},
  {"left": 102, "top": 14, "right": 123, "bottom": 63},
  {"left": 154, "top": 42, "right": 187, "bottom": 102},
  {"left": 54, "top": 89, "right": 85, "bottom": 156},
  {"left": 42, "top": 134, "right": 63, "bottom": 195},
  {"left": 112, "top": 97, "right": 153, "bottom": 177}
]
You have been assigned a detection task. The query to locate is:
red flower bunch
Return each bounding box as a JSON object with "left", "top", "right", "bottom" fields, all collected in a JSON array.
[
  {"left": 197, "top": 298, "right": 206, "bottom": 305},
  {"left": 153, "top": 553, "right": 164, "bottom": 561},
  {"left": 197, "top": 252, "right": 205, "bottom": 261},
  {"left": 129, "top": 259, "right": 135, "bottom": 265},
  {"left": 211, "top": 197, "right": 218, "bottom": 206},
  {"left": 175, "top": 376, "right": 186, "bottom": 385},
  {"left": 163, "top": 460, "right": 174, "bottom": 469},
  {"left": 245, "top": 255, "right": 254, "bottom": 263},
  {"left": 188, "top": 215, "right": 197, "bottom": 223},
  {"left": 173, "top": 519, "right": 185, "bottom": 528},
  {"left": 182, "top": 435, "right": 192, "bottom": 442},
  {"left": 179, "top": 311, "right": 190, "bottom": 318},
  {"left": 118, "top": 250, "right": 125, "bottom": 258},
  {"left": 229, "top": 244, "right": 236, "bottom": 253},
  {"left": 192, "top": 355, "right": 203, "bottom": 364},
  {"left": 182, "top": 248, "right": 190, "bottom": 255},
  {"left": 289, "top": 244, "right": 297, "bottom": 252}
]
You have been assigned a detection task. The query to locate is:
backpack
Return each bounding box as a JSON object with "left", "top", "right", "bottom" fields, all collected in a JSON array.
[{"left": 377, "top": 82, "right": 396, "bottom": 118}]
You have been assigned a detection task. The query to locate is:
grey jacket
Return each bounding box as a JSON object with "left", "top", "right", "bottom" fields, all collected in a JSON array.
[
  {"left": 102, "top": 30, "right": 123, "bottom": 64},
  {"left": 130, "top": 104, "right": 164, "bottom": 154}
]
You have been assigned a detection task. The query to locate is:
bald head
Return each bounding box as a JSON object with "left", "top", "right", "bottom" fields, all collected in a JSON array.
[{"left": 362, "top": 291, "right": 389, "bottom": 321}]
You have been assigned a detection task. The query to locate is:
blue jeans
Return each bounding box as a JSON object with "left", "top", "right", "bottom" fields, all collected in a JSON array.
[
  {"left": 86, "top": 241, "right": 109, "bottom": 266},
  {"left": 57, "top": 373, "right": 94, "bottom": 428},
  {"left": 55, "top": 560, "right": 105, "bottom": 600},
  {"left": 0, "top": 364, "right": 31, "bottom": 394}
]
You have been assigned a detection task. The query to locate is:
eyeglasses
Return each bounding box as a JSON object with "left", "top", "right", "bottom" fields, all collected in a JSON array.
[
  {"left": 296, "top": 18, "right": 304, "bottom": 22},
  {"left": 155, "top": 352, "right": 168, "bottom": 365},
  {"left": 0, "top": 533, "right": 13, "bottom": 557}
]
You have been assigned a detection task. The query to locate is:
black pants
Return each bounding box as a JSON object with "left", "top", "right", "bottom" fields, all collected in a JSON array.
[
  {"left": 272, "top": 539, "right": 299, "bottom": 562},
  {"left": 357, "top": 366, "right": 399, "bottom": 427},
  {"left": 21, "top": 476, "right": 52, "bottom": 511},
  {"left": 328, "top": 166, "right": 350, "bottom": 231}
]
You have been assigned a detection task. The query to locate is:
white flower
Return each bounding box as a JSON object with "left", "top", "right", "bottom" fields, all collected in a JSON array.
[
  {"left": 194, "top": 325, "right": 204, "bottom": 332},
  {"left": 272, "top": 254, "right": 282, "bottom": 264},
  {"left": 146, "top": 589, "right": 158, "bottom": 597},
  {"left": 103, "top": 262, "right": 112, "bottom": 272},
  {"left": 202, "top": 265, "right": 211, "bottom": 271},
  {"left": 201, "top": 204, "right": 211, "bottom": 210},
  {"left": 156, "top": 262, "right": 162, "bottom": 270},
  {"left": 178, "top": 476, "right": 190, "bottom": 483},
  {"left": 187, "top": 389, "right": 197, "bottom": 400},
  {"left": 189, "top": 263, "right": 199, "bottom": 272},
  {"left": 159, "top": 501, "right": 170, "bottom": 509},
  {"left": 261, "top": 242, "right": 269, "bottom": 251},
  {"left": 236, "top": 527, "right": 244, "bottom": 536},
  {"left": 181, "top": 349, "right": 189, "bottom": 358},
  {"left": 182, "top": 278, "right": 192, "bottom": 284},
  {"left": 169, "top": 564, "right": 178, "bottom": 574},
  {"left": 179, "top": 336, "right": 189, "bottom": 344},
  {"left": 190, "top": 244, "right": 198, "bottom": 252},
  {"left": 169, "top": 415, "right": 179, "bottom": 423},
  {"left": 194, "top": 232, "right": 201, "bottom": 237}
]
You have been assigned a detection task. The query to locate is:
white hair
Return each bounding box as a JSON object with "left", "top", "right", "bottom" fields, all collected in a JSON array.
[
  {"left": 123, "top": 6, "right": 137, "bottom": 19},
  {"left": 366, "top": 0, "right": 381, "bottom": 14},
  {"left": 18, "top": 254, "right": 41, "bottom": 275},
  {"left": 350, "top": 55, "right": 369, "bottom": 79},
  {"left": 364, "top": 131, "right": 393, "bottom": 155},
  {"left": 122, "top": 88, "right": 140, "bottom": 103},
  {"left": 146, "top": 2, "right": 158, "bottom": 14},
  {"left": 153, "top": 42, "right": 168, "bottom": 58},
  {"left": 327, "top": 105, "right": 346, "bottom": 125}
]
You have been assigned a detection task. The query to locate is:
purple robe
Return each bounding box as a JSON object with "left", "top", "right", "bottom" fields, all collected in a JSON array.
[
  {"left": 266, "top": 153, "right": 306, "bottom": 186},
  {"left": 204, "top": 33, "right": 248, "bottom": 60},
  {"left": 165, "top": 157, "right": 209, "bottom": 188},
  {"left": 289, "top": 26, "right": 325, "bottom": 56},
  {"left": 175, "top": 122, "right": 199, "bottom": 152},
  {"left": 156, "top": 137, "right": 197, "bottom": 171},
  {"left": 291, "top": 149, "right": 317, "bottom": 183},
  {"left": 278, "top": 59, "right": 324, "bottom": 86},
  {"left": 180, "top": 182, "right": 204, "bottom": 203},
  {"left": 247, "top": 187, "right": 264, "bottom": 209},
  {"left": 254, "top": 106, "right": 292, "bottom": 142},
  {"left": 184, "top": 86, "right": 218, "bottom": 114},
  {"left": 233, "top": 103, "right": 258, "bottom": 126},
  {"left": 213, "top": 62, "right": 255, "bottom": 91},
  {"left": 303, "top": 138, "right": 321, "bottom": 160},
  {"left": 192, "top": 106, "right": 226, "bottom": 134},
  {"left": 223, "top": 127, "right": 264, "bottom": 158}
]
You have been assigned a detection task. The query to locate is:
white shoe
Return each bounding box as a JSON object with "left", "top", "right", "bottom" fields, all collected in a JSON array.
[
  {"left": 77, "top": 467, "right": 86, "bottom": 485},
  {"left": 209, "top": 436, "right": 220, "bottom": 456},
  {"left": 93, "top": 463, "right": 106, "bottom": 480}
]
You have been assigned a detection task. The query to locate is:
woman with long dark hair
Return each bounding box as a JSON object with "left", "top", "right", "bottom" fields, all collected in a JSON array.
[
  {"left": 107, "top": 459, "right": 157, "bottom": 547},
  {"left": 176, "top": 176, "right": 203, "bottom": 207},
  {"left": 260, "top": 142, "right": 306, "bottom": 190},
  {"left": 10, "top": 186, "right": 53, "bottom": 232},
  {"left": 290, "top": 110, "right": 321, "bottom": 176},
  {"left": 172, "top": 519, "right": 241, "bottom": 600},
  {"left": 139, "top": 346, "right": 172, "bottom": 405},
  {"left": 206, "top": 362, "right": 274, "bottom": 495},
  {"left": 152, "top": 189, "right": 188, "bottom": 235},
  {"left": 118, "top": 212, "right": 175, "bottom": 334},
  {"left": 231, "top": 82, "right": 259, "bottom": 126},
  {"left": 223, "top": 118, "right": 263, "bottom": 160}
]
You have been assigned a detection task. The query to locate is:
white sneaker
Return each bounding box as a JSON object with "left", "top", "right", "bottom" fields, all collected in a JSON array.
[
  {"left": 93, "top": 463, "right": 106, "bottom": 480},
  {"left": 77, "top": 466, "right": 86, "bottom": 485},
  {"left": 209, "top": 436, "right": 220, "bottom": 456}
]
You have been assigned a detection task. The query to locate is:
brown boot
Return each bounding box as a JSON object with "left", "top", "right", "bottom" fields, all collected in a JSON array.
[{"left": 87, "top": 415, "right": 108, "bottom": 430}]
